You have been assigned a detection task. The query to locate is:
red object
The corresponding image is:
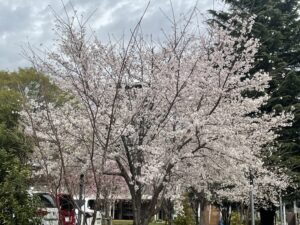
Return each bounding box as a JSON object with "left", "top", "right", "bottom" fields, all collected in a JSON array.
[{"left": 56, "top": 193, "right": 76, "bottom": 225}]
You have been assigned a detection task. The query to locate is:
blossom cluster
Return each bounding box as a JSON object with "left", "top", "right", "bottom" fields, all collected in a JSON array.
[{"left": 22, "top": 10, "right": 291, "bottom": 208}]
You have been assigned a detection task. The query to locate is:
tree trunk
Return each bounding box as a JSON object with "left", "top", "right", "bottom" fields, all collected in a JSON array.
[
  {"left": 103, "top": 197, "right": 112, "bottom": 225},
  {"left": 199, "top": 198, "right": 207, "bottom": 225},
  {"left": 131, "top": 189, "right": 164, "bottom": 225},
  {"left": 222, "top": 204, "right": 231, "bottom": 225},
  {"left": 244, "top": 205, "right": 249, "bottom": 225},
  {"left": 162, "top": 198, "right": 174, "bottom": 225},
  {"left": 239, "top": 204, "right": 244, "bottom": 223},
  {"left": 116, "top": 139, "right": 168, "bottom": 225},
  {"left": 132, "top": 195, "right": 142, "bottom": 225},
  {"left": 259, "top": 208, "right": 275, "bottom": 225},
  {"left": 195, "top": 202, "right": 200, "bottom": 225}
]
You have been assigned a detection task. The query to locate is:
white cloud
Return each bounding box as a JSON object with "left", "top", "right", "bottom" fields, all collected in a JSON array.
[{"left": 0, "top": 0, "right": 226, "bottom": 71}]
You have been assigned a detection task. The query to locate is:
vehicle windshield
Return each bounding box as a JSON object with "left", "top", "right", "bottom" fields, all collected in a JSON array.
[
  {"left": 87, "top": 199, "right": 101, "bottom": 211},
  {"left": 60, "top": 194, "right": 75, "bottom": 211},
  {"left": 35, "top": 193, "right": 56, "bottom": 208}
]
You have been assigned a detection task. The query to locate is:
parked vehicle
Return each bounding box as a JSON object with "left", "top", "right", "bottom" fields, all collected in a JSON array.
[
  {"left": 32, "top": 192, "right": 59, "bottom": 225},
  {"left": 75, "top": 197, "right": 102, "bottom": 225},
  {"left": 56, "top": 193, "right": 76, "bottom": 225}
]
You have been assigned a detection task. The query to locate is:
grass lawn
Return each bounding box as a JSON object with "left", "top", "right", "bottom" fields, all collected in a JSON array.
[{"left": 112, "top": 220, "right": 165, "bottom": 225}]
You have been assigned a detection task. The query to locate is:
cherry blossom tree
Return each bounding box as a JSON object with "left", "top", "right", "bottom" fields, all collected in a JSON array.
[
  {"left": 21, "top": 5, "right": 291, "bottom": 225},
  {"left": 182, "top": 150, "right": 290, "bottom": 225}
]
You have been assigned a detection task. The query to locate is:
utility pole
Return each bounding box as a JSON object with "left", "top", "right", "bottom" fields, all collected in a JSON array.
[
  {"left": 283, "top": 201, "right": 286, "bottom": 225},
  {"left": 250, "top": 189, "right": 255, "bottom": 225},
  {"left": 198, "top": 202, "right": 201, "bottom": 225},
  {"left": 293, "top": 200, "right": 298, "bottom": 225},
  {"left": 280, "top": 196, "right": 284, "bottom": 225},
  {"left": 77, "top": 174, "right": 84, "bottom": 225},
  {"left": 250, "top": 171, "right": 255, "bottom": 225}
]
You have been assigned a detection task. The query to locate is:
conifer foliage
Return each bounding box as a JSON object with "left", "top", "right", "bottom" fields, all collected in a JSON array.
[
  {"left": 0, "top": 69, "right": 44, "bottom": 225},
  {"left": 210, "top": 0, "right": 300, "bottom": 197}
]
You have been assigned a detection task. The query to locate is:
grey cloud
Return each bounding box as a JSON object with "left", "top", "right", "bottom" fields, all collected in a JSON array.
[
  {"left": 0, "top": 4, "right": 32, "bottom": 32},
  {"left": 0, "top": 0, "right": 225, "bottom": 71}
]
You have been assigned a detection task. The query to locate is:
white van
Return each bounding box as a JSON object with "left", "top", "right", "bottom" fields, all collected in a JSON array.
[
  {"left": 75, "top": 197, "right": 102, "bottom": 225},
  {"left": 32, "top": 192, "right": 59, "bottom": 225}
]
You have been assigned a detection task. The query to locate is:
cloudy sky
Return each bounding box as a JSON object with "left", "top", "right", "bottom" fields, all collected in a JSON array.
[{"left": 0, "top": 0, "right": 227, "bottom": 71}]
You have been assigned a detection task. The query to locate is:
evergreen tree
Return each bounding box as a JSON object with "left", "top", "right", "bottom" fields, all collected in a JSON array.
[
  {"left": 0, "top": 85, "right": 37, "bottom": 224},
  {"left": 210, "top": 0, "right": 300, "bottom": 196},
  {"left": 0, "top": 68, "right": 60, "bottom": 224},
  {"left": 174, "top": 194, "right": 195, "bottom": 225},
  {"left": 210, "top": 1, "right": 300, "bottom": 224}
]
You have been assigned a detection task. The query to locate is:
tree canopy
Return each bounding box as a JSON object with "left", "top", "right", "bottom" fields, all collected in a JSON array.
[
  {"left": 210, "top": 0, "right": 300, "bottom": 199},
  {"left": 0, "top": 68, "right": 58, "bottom": 224}
]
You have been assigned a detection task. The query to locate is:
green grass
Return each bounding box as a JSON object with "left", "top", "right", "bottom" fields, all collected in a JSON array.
[{"left": 112, "top": 220, "right": 165, "bottom": 225}]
